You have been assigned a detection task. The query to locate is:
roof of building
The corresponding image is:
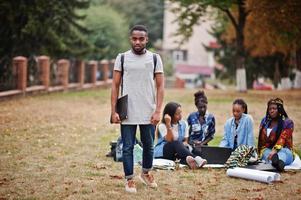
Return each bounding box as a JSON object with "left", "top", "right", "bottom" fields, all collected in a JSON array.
[{"left": 175, "top": 64, "right": 213, "bottom": 76}]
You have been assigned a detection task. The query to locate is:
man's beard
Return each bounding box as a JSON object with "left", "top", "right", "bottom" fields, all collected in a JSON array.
[{"left": 132, "top": 47, "right": 146, "bottom": 55}]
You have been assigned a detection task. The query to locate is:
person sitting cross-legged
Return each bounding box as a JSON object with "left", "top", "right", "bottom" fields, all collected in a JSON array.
[
  {"left": 258, "top": 98, "right": 294, "bottom": 172},
  {"left": 154, "top": 102, "right": 207, "bottom": 169}
]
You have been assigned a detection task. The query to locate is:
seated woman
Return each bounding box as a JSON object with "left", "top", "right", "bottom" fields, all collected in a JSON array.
[
  {"left": 258, "top": 98, "right": 294, "bottom": 171},
  {"left": 220, "top": 99, "right": 254, "bottom": 150},
  {"left": 187, "top": 90, "right": 215, "bottom": 146},
  {"left": 154, "top": 102, "right": 207, "bottom": 169}
]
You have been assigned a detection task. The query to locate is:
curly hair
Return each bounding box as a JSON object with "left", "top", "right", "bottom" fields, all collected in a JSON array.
[{"left": 194, "top": 90, "right": 208, "bottom": 106}]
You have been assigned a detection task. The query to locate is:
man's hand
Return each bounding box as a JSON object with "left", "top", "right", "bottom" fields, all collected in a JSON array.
[
  {"left": 268, "top": 149, "right": 278, "bottom": 160},
  {"left": 151, "top": 111, "right": 161, "bottom": 125},
  {"left": 111, "top": 112, "right": 121, "bottom": 124}
]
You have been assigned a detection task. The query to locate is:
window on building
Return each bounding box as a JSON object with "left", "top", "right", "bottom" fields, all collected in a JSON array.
[{"left": 172, "top": 50, "right": 187, "bottom": 62}]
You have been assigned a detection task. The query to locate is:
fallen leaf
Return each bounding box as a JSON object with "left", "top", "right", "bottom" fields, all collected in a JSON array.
[
  {"left": 273, "top": 180, "right": 284, "bottom": 184},
  {"left": 164, "top": 187, "right": 172, "bottom": 195},
  {"left": 253, "top": 188, "right": 266, "bottom": 192},
  {"left": 240, "top": 188, "right": 250, "bottom": 192},
  {"left": 253, "top": 196, "right": 264, "bottom": 200},
  {"left": 109, "top": 175, "right": 123, "bottom": 179},
  {"left": 95, "top": 163, "right": 106, "bottom": 170}
]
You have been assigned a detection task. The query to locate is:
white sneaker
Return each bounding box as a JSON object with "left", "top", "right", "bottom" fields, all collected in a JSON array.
[
  {"left": 125, "top": 179, "right": 137, "bottom": 193},
  {"left": 194, "top": 156, "right": 207, "bottom": 168},
  {"left": 139, "top": 172, "right": 158, "bottom": 188},
  {"left": 186, "top": 156, "right": 197, "bottom": 169}
]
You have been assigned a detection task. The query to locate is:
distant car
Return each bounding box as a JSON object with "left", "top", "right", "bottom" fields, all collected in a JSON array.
[{"left": 253, "top": 81, "right": 273, "bottom": 90}]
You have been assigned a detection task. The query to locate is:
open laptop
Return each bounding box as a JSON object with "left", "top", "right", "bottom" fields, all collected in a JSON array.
[{"left": 194, "top": 146, "right": 232, "bottom": 164}]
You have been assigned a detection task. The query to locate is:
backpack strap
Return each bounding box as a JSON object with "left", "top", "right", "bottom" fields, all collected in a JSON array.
[
  {"left": 153, "top": 53, "right": 157, "bottom": 79},
  {"left": 120, "top": 53, "right": 124, "bottom": 96},
  {"left": 120, "top": 52, "right": 157, "bottom": 93}
]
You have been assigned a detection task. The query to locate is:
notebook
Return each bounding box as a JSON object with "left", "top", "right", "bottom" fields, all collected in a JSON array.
[
  {"left": 110, "top": 94, "right": 128, "bottom": 123},
  {"left": 194, "top": 146, "right": 232, "bottom": 164},
  {"left": 116, "top": 94, "right": 128, "bottom": 121}
]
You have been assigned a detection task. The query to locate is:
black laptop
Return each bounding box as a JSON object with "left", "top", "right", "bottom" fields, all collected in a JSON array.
[{"left": 194, "top": 146, "right": 232, "bottom": 164}]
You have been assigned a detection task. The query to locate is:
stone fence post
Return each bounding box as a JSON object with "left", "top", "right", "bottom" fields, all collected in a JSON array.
[
  {"left": 13, "top": 56, "right": 27, "bottom": 93},
  {"left": 100, "top": 59, "right": 109, "bottom": 82},
  {"left": 58, "top": 59, "right": 70, "bottom": 90},
  {"left": 89, "top": 61, "right": 97, "bottom": 86},
  {"left": 38, "top": 56, "right": 50, "bottom": 90}
]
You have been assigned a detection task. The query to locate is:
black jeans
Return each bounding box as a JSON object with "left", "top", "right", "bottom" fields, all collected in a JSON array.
[{"left": 163, "top": 140, "right": 194, "bottom": 165}]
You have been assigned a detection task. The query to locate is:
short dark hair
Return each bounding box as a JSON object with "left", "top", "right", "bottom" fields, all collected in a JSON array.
[
  {"left": 130, "top": 25, "right": 148, "bottom": 35},
  {"left": 233, "top": 98, "right": 248, "bottom": 114}
]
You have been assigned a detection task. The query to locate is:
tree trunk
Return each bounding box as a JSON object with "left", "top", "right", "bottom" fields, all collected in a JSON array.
[
  {"left": 273, "top": 60, "right": 280, "bottom": 88},
  {"left": 235, "top": 0, "right": 247, "bottom": 92},
  {"left": 294, "top": 48, "right": 301, "bottom": 88},
  {"left": 235, "top": 55, "right": 247, "bottom": 92},
  {"left": 279, "top": 54, "right": 291, "bottom": 90}
]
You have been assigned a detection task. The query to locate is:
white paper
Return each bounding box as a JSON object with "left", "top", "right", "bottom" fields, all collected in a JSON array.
[
  {"left": 203, "top": 164, "right": 225, "bottom": 168},
  {"left": 153, "top": 158, "right": 175, "bottom": 170},
  {"left": 227, "top": 167, "right": 280, "bottom": 184},
  {"left": 284, "top": 155, "right": 301, "bottom": 170}
]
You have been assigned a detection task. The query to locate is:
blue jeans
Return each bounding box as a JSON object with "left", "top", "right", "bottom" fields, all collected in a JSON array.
[
  {"left": 121, "top": 124, "right": 155, "bottom": 179},
  {"left": 262, "top": 147, "right": 294, "bottom": 165}
]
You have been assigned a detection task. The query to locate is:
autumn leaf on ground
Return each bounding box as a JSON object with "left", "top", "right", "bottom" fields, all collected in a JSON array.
[{"left": 109, "top": 175, "right": 123, "bottom": 179}]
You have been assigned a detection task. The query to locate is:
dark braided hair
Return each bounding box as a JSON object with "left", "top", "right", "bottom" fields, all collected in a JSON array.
[
  {"left": 266, "top": 98, "right": 288, "bottom": 119},
  {"left": 258, "top": 98, "right": 289, "bottom": 148},
  {"left": 233, "top": 99, "right": 248, "bottom": 114},
  {"left": 194, "top": 90, "right": 208, "bottom": 106},
  {"left": 161, "top": 102, "right": 181, "bottom": 124},
  {"left": 267, "top": 98, "right": 287, "bottom": 142}
]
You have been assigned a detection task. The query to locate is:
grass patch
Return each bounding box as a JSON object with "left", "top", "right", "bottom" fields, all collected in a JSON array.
[
  {"left": 179, "top": 174, "right": 195, "bottom": 179},
  {"left": 209, "top": 135, "right": 223, "bottom": 146},
  {"left": 85, "top": 171, "right": 105, "bottom": 177},
  {"left": 1, "top": 88, "right": 301, "bottom": 200},
  {"left": 45, "top": 155, "right": 56, "bottom": 161}
]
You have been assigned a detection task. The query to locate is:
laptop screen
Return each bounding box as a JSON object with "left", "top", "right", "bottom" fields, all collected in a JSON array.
[{"left": 194, "top": 146, "right": 232, "bottom": 164}]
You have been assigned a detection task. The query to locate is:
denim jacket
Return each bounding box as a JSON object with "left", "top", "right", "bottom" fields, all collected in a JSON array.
[
  {"left": 154, "top": 120, "right": 187, "bottom": 158},
  {"left": 219, "top": 113, "right": 254, "bottom": 149}
]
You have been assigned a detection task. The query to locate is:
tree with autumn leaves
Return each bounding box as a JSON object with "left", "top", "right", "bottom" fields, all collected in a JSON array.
[
  {"left": 245, "top": 0, "right": 301, "bottom": 89},
  {"left": 170, "top": 0, "right": 301, "bottom": 90}
]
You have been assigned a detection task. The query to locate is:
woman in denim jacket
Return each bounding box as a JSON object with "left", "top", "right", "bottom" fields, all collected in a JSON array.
[{"left": 220, "top": 99, "right": 255, "bottom": 150}]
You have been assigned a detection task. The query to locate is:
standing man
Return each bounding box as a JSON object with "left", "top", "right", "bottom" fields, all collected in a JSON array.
[{"left": 111, "top": 25, "right": 164, "bottom": 193}]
